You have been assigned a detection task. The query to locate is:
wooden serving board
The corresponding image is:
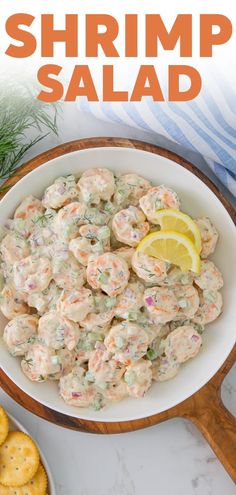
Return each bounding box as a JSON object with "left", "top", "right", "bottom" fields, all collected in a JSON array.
[{"left": 0, "top": 138, "right": 235, "bottom": 482}]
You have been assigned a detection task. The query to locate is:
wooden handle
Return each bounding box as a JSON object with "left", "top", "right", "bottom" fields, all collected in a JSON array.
[
  {"left": 188, "top": 398, "right": 236, "bottom": 483},
  {"left": 181, "top": 348, "right": 236, "bottom": 483}
]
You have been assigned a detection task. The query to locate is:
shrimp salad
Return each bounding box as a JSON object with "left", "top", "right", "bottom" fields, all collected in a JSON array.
[{"left": 0, "top": 168, "right": 223, "bottom": 410}]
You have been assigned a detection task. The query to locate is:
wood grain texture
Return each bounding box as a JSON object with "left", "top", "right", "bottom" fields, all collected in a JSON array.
[{"left": 0, "top": 138, "right": 235, "bottom": 481}]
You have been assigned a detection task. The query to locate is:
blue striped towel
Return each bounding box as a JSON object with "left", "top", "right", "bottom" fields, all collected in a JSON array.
[{"left": 77, "top": 76, "right": 236, "bottom": 198}]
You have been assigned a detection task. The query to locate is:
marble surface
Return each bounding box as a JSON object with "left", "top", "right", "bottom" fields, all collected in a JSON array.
[{"left": 0, "top": 104, "right": 235, "bottom": 494}]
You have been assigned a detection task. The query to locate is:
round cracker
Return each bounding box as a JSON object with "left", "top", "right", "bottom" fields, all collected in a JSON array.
[
  {"left": 0, "top": 431, "right": 40, "bottom": 487},
  {"left": 0, "top": 406, "right": 9, "bottom": 446},
  {"left": 0, "top": 463, "right": 48, "bottom": 495}
]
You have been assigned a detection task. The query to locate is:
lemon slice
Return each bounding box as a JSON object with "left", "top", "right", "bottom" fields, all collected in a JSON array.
[
  {"left": 152, "top": 209, "right": 202, "bottom": 253},
  {"left": 137, "top": 230, "right": 201, "bottom": 273}
]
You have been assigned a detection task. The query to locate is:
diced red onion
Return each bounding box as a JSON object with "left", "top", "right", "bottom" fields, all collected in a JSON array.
[
  {"left": 145, "top": 296, "right": 154, "bottom": 306},
  {"left": 72, "top": 391, "right": 82, "bottom": 398}
]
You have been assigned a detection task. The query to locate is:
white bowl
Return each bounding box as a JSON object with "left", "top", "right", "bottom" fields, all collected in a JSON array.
[
  {"left": 8, "top": 412, "right": 56, "bottom": 494},
  {"left": 0, "top": 146, "right": 235, "bottom": 422}
]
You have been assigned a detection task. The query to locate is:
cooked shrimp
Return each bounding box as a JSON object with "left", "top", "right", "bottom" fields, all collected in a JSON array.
[
  {"left": 152, "top": 356, "right": 180, "bottom": 381},
  {"left": 86, "top": 252, "right": 129, "bottom": 297},
  {"left": 195, "top": 217, "right": 219, "bottom": 259},
  {"left": 124, "top": 359, "right": 152, "bottom": 398},
  {"left": 57, "top": 288, "right": 94, "bottom": 323},
  {"left": 113, "top": 247, "right": 135, "bottom": 268},
  {"left": 3, "top": 314, "right": 38, "bottom": 356},
  {"left": 80, "top": 292, "right": 115, "bottom": 333},
  {"left": 27, "top": 281, "right": 62, "bottom": 315},
  {"left": 174, "top": 285, "right": 199, "bottom": 320},
  {"left": 69, "top": 225, "right": 110, "bottom": 266},
  {"left": 114, "top": 281, "right": 144, "bottom": 319},
  {"left": 193, "top": 290, "right": 223, "bottom": 325},
  {"left": 131, "top": 250, "right": 167, "bottom": 283},
  {"left": 59, "top": 365, "right": 98, "bottom": 407},
  {"left": 139, "top": 185, "right": 180, "bottom": 223},
  {"left": 78, "top": 167, "right": 115, "bottom": 204},
  {"left": 112, "top": 206, "right": 149, "bottom": 247},
  {"left": 54, "top": 202, "right": 87, "bottom": 241},
  {"left": 52, "top": 253, "right": 86, "bottom": 290},
  {"left": 101, "top": 381, "right": 128, "bottom": 402},
  {"left": 144, "top": 287, "right": 179, "bottom": 324},
  {"left": 13, "top": 255, "right": 52, "bottom": 293},
  {"left": 21, "top": 343, "right": 61, "bottom": 382},
  {"left": 38, "top": 310, "right": 80, "bottom": 351},
  {"left": 88, "top": 349, "right": 125, "bottom": 385},
  {"left": 113, "top": 174, "right": 151, "bottom": 207},
  {"left": 104, "top": 322, "right": 149, "bottom": 364},
  {"left": 0, "top": 233, "right": 30, "bottom": 266},
  {"left": 13, "top": 195, "right": 44, "bottom": 238},
  {"left": 163, "top": 325, "right": 202, "bottom": 363},
  {"left": 0, "top": 285, "right": 29, "bottom": 320},
  {"left": 42, "top": 175, "right": 79, "bottom": 209},
  {"left": 194, "top": 260, "right": 224, "bottom": 291}
]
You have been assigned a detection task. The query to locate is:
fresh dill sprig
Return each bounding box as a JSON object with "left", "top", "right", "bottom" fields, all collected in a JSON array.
[{"left": 0, "top": 79, "right": 59, "bottom": 182}]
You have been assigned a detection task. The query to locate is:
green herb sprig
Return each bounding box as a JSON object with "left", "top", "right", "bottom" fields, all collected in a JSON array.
[{"left": 0, "top": 80, "right": 59, "bottom": 185}]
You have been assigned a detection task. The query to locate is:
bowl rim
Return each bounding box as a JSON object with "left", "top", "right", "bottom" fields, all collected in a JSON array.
[{"left": 0, "top": 137, "right": 235, "bottom": 431}]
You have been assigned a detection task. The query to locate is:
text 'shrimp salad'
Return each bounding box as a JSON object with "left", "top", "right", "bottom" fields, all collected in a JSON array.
[{"left": 3, "top": 13, "right": 233, "bottom": 101}]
